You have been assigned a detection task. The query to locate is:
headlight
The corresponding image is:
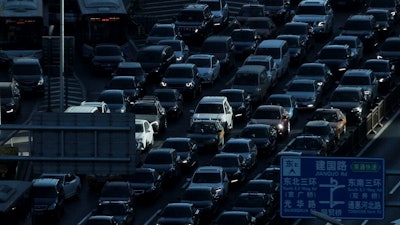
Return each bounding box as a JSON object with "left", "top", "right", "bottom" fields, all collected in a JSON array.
[
  {"left": 364, "top": 34, "right": 372, "bottom": 38},
  {"left": 48, "top": 203, "right": 57, "bottom": 210},
  {"left": 38, "top": 77, "right": 44, "bottom": 85},
  {"left": 391, "top": 11, "right": 396, "bottom": 16},
  {"left": 160, "top": 81, "right": 167, "bottom": 87},
  {"left": 317, "top": 81, "right": 323, "bottom": 86},
  {"left": 277, "top": 123, "right": 284, "bottom": 130},
  {"left": 379, "top": 78, "right": 385, "bottom": 82},
  {"left": 382, "top": 27, "right": 388, "bottom": 31},
  {"left": 351, "top": 107, "right": 361, "bottom": 113},
  {"left": 185, "top": 82, "right": 194, "bottom": 87},
  {"left": 317, "top": 21, "right": 325, "bottom": 27},
  {"left": 176, "top": 56, "right": 182, "bottom": 61},
  {"left": 377, "top": 55, "right": 383, "bottom": 59},
  {"left": 364, "top": 90, "right": 371, "bottom": 95},
  {"left": 194, "top": 28, "right": 199, "bottom": 33},
  {"left": 338, "top": 67, "right": 347, "bottom": 72}
]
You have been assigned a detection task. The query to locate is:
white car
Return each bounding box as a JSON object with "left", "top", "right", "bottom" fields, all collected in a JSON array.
[
  {"left": 190, "top": 96, "right": 233, "bottom": 131},
  {"left": 39, "top": 173, "right": 81, "bottom": 199},
  {"left": 135, "top": 119, "right": 154, "bottom": 151},
  {"left": 186, "top": 54, "right": 221, "bottom": 85},
  {"left": 188, "top": 166, "right": 229, "bottom": 199},
  {"left": 80, "top": 101, "right": 111, "bottom": 113}
]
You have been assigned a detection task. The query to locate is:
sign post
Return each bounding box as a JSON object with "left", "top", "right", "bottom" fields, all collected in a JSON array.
[{"left": 280, "top": 156, "right": 385, "bottom": 220}]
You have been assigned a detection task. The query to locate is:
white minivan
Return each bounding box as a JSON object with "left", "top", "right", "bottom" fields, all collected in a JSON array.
[{"left": 254, "top": 39, "right": 290, "bottom": 79}]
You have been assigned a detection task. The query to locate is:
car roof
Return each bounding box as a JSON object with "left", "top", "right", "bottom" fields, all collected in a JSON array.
[
  {"left": 147, "top": 148, "right": 176, "bottom": 154},
  {"left": 164, "top": 137, "right": 192, "bottom": 142},
  {"left": 237, "top": 65, "right": 266, "bottom": 73},
  {"left": 140, "top": 45, "right": 171, "bottom": 52},
  {"left": 32, "top": 178, "right": 60, "bottom": 186},
  {"left": 168, "top": 63, "right": 195, "bottom": 69},
  {"left": 188, "top": 54, "right": 214, "bottom": 59},
  {"left": 322, "top": 44, "right": 349, "bottom": 50},
  {"left": 305, "top": 120, "right": 330, "bottom": 127},
  {"left": 184, "top": 3, "right": 209, "bottom": 10},
  {"left": 277, "top": 34, "right": 301, "bottom": 40},
  {"left": 13, "top": 57, "right": 40, "bottom": 64},
  {"left": 225, "top": 138, "right": 251, "bottom": 144},
  {"left": 204, "top": 35, "right": 231, "bottom": 42},
  {"left": 290, "top": 78, "right": 316, "bottom": 84},
  {"left": 298, "top": 0, "right": 328, "bottom": 5},
  {"left": 245, "top": 55, "right": 273, "bottom": 61},
  {"left": 219, "top": 88, "right": 246, "bottom": 95},
  {"left": 256, "top": 105, "right": 283, "bottom": 110},
  {"left": 195, "top": 166, "right": 224, "bottom": 173},
  {"left": 117, "top": 62, "right": 142, "bottom": 68},
  {"left": 333, "top": 86, "right": 363, "bottom": 92},
  {"left": 0, "top": 82, "right": 13, "bottom": 88},
  {"left": 333, "top": 35, "right": 358, "bottom": 41},
  {"left": 347, "top": 14, "right": 374, "bottom": 21},
  {"left": 199, "top": 96, "right": 228, "bottom": 104},
  {"left": 343, "top": 69, "right": 372, "bottom": 77},
  {"left": 258, "top": 39, "right": 287, "bottom": 48},
  {"left": 243, "top": 123, "right": 273, "bottom": 129}
]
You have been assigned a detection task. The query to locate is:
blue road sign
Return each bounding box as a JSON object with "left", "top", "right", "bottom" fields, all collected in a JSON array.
[{"left": 280, "top": 156, "right": 385, "bottom": 219}]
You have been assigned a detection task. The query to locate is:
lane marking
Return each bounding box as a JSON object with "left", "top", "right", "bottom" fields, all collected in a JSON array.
[{"left": 144, "top": 209, "right": 161, "bottom": 225}]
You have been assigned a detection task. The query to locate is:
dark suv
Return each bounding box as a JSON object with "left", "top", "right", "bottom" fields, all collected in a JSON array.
[
  {"left": 31, "top": 178, "right": 65, "bottom": 221},
  {"left": 340, "top": 15, "right": 379, "bottom": 52},
  {"left": 136, "top": 45, "right": 176, "bottom": 82},
  {"left": 200, "top": 35, "right": 235, "bottom": 72},
  {"left": 160, "top": 63, "right": 202, "bottom": 100},
  {"left": 131, "top": 96, "right": 167, "bottom": 133},
  {"left": 174, "top": 4, "right": 214, "bottom": 45}
]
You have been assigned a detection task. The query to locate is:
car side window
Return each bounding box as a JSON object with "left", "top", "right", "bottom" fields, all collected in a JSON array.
[{"left": 260, "top": 71, "right": 266, "bottom": 84}]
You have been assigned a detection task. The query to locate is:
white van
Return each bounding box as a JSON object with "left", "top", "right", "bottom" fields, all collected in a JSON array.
[{"left": 254, "top": 39, "right": 290, "bottom": 78}]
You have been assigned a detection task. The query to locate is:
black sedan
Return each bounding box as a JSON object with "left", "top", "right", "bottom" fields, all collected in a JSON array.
[
  {"left": 126, "top": 168, "right": 163, "bottom": 203},
  {"left": 214, "top": 211, "right": 256, "bottom": 225},
  {"left": 180, "top": 186, "right": 222, "bottom": 219},
  {"left": 218, "top": 88, "right": 252, "bottom": 121},
  {"left": 282, "top": 135, "right": 329, "bottom": 156},
  {"left": 104, "top": 76, "right": 143, "bottom": 103},
  {"left": 186, "top": 120, "right": 225, "bottom": 153},
  {"left": 154, "top": 88, "right": 184, "bottom": 120},
  {"left": 97, "top": 89, "right": 130, "bottom": 113},
  {"left": 302, "top": 120, "right": 336, "bottom": 153},
  {"left": 209, "top": 153, "right": 247, "bottom": 185},
  {"left": 156, "top": 203, "right": 200, "bottom": 225},
  {"left": 92, "top": 201, "right": 135, "bottom": 225},
  {"left": 239, "top": 124, "right": 278, "bottom": 157},
  {"left": 161, "top": 137, "right": 198, "bottom": 171},
  {"left": 231, "top": 28, "right": 261, "bottom": 58},
  {"left": 232, "top": 193, "right": 273, "bottom": 225},
  {"left": 362, "top": 59, "right": 395, "bottom": 93},
  {"left": 91, "top": 43, "right": 125, "bottom": 75}
]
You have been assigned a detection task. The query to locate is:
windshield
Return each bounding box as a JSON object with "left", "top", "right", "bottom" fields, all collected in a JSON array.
[
  {"left": 137, "top": 51, "right": 161, "bottom": 63},
  {"left": 162, "top": 141, "right": 188, "bottom": 152},
  {"left": 155, "top": 92, "right": 176, "bottom": 102},
  {"left": 245, "top": 182, "right": 274, "bottom": 193},
  {"left": 367, "top": 12, "right": 388, "bottom": 21},
  {"left": 303, "top": 125, "right": 331, "bottom": 135},
  {"left": 101, "top": 185, "right": 131, "bottom": 198},
  {"left": 381, "top": 41, "right": 400, "bottom": 51},
  {"left": 282, "top": 25, "right": 307, "bottom": 35},
  {"left": 132, "top": 105, "right": 157, "bottom": 114},
  {"left": 223, "top": 143, "right": 248, "bottom": 153},
  {"left": 279, "top": 37, "right": 299, "bottom": 47},
  {"left": 238, "top": 6, "right": 264, "bottom": 17},
  {"left": 202, "top": 42, "right": 228, "bottom": 53},
  {"left": 244, "top": 60, "right": 271, "bottom": 69},
  {"left": 265, "top": 0, "right": 284, "bottom": 6},
  {"left": 253, "top": 108, "right": 281, "bottom": 119},
  {"left": 98, "top": 93, "right": 123, "bottom": 104},
  {"left": 95, "top": 203, "right": 126, "bottom": 215},
  {"left": 192, "top": 172, "right": 221, "bottom": 183},
  {"left": 343, "top": 20, "right": 372, "bottom": 30},
  {"left": 246, "top": 20, "right": 269, "bottom": 29},
  {"left": 149, "top": 27, "right": 175, "bottom": 37},
  {"left": 332, "top": 39, "right": 356, "bottom": 48},
  {"left": 340, "top": 76, "right": 371, "bottom": 85},
  {"left": 177, "top": 11, "right": 204, "bottom": 22},
  {"left": 234, "top": 196, "right": 265, "bottom": 207},
  {"left": 233, "top": 72, "right": 259, "bottom": 85},
  {"left": 266, "top": 97, "right": 291, "bottom": 107},
  {"left": 12, "top": 64, "right": 41, "bottom": 75},
  {"left": 95, "top": 46, "right": 121, "bottom": 56},
  {"left": 217, "top": 214, "right": 249, "bottom": 225},
  {"left": 318, "top": 48, "right": 347, "bottom": 59},
  {"left": 109, "top": 79, "right": 136, "bottom": 89},
  {"left": 290, "top": 138, "right": 322, "bottom": 150},
  {"left": 211, "top": 156, "right": 239, "bottom": 167},
  {"left": 159, "top": 41, "right": 181, "bottom": 51},
  {"left": 297, "top": 66, "right": 324, "bottom": 76},
  {"left": 255, "top": 47, "right": 280, "bottom": 58},
  {"left": 130, "top": 172, "right": 154, "bottom": 183},
  {"left": 161, "top": 206, "right": 192, "bottom": 218},
  {"left": 195, "top": 103, "right": 224, "bottom": 113},
  {"left": 201, "top": 1, "right": 220, "bottom": 10},
  {"left": 312, "top": 111, "right": 339, "bottom": 122},
  {"left": 241, "top": 127, "right": 269, "bottom": 138},
  {"left": 190, "top": 122, "right": 218, "bottom": 133},
  {"left": 182, "top": 189, "right": 212, "bottom": 201},
  {"left": 287, "top": 82, "right": 315, "bottom": 92},
  {"left": 33, "top": 187, "right": 57, "bottom": 198},
  {"left": 296, "top": 5, "right": 327, "bottom": 15},
  {"left": 187, "top": 58, "right": 211, "bottom": 68},
  {"left": 135, "top": 123, "right": 143, "bottom": 132},
  {"left": 115, "top": 67, "right": 144, "bottom": 76},
  {"left": 363, "top": 62, "right": 389, "bottom": 72},
  {"left": 144, "top": 152, "right": 172, "bottom": 164},
  {"left": 369, "top": 0, "right": 395, "bottom": 7},
  {"left": 231, "top": 30, "right": 255, "bottom": 42},
  {"left": 221, "top": 92, "right": 243, "bottom": 102}
]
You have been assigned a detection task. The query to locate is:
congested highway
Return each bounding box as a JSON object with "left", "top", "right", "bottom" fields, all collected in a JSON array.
[{"left": 6, "top": 0, "right": 400, "bottom": 224}]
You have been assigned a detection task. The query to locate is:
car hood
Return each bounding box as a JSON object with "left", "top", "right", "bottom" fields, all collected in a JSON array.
[
  {"left": 140, "top": 62, "right": 161, "bottom": 71},
  {"left": 99, "top": 196, "right": 131, "bottom": 202},
  {"left": 197, "top": 67, "right": 213, "bottom": 75},
  {"left": 294, "top": 75, "right": 325, "bottom": 82},
  {"left": 293, "top": 15, "right": 327, "bottom": 22},
  {"left": 316, "top": 59, "right": 345, "bottom": 68},
  {"left": 285, "top": 91, "right": 315, "bottom": 99},
  {"left": 33, "top": 198, "right": 55, "bottom": 205},
  {"left": 141, "top": 163, "right": 172, "bottom": 172},
  {"left": 131, "top": 182, "right": 153, "bottom": 190},
  {"left": 161, "top": 102, "right": 178, "bottom": 108},
  {"left": 192, "top": 113, "right": 223, "bottom": 120},
  {"left": 187, "top": 133, "right": 218, "bottom": 140},
  {"left": 378, "top": 50, "right": 400, "bottom": 59},
  {"left": 175, "top": 21, "right": 202, "bottom": 27},
  {"left": 180, "top": 199, "right": 213, "bottom": 208},
  {"left": 146, "top": 36, "right": 174, "bottom": 45},
  {"left": 108, "top": 104, "right": 126, "bottom": 112},
  {"left": 329, "top": 101, "right": 362, "bottom": 109},
  {"left": 340, "top": 30, "right": 372, "bottom": 36},
  {"left": 232, "top": 206, "right": 264, "bottom": 216},
  {"left": 373, "top": 71, "right": 390, "bottom": 79},
  {"left": 265, "top": 6, "right": 284, "bottom": 12},
  {"left": 234, "top": 41, "right": 255, "bottom": 48}
]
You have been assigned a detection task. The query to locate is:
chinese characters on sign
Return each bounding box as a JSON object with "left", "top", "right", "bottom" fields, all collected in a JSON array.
[{"left": 280, "top": 156, "right": 385, "bottom": 219}]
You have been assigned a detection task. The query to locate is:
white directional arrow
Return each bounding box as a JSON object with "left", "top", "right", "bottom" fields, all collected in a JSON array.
[{"left": 391, "top": 219, "right": 400, "bottom": 224}]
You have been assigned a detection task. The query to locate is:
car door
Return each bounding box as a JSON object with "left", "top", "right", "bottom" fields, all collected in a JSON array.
[
  {"left": 224, "top": 101, "right": 233, "bottom": 129},
  {"left": 60, "top": 175, "right": 73, "bottom": 198},
  {"left": 64, "top": 174, "right": 79, "bottom": 198},
  {"left": 212, "top": 56, "right": 221, "bottom": 80},
  {"left": 144, "top": 121, "right": 154, "bottom": 145}
]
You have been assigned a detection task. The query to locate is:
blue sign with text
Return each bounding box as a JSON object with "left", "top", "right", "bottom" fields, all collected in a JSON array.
[{"left": 280, "top": 156, "right": 385, "bottom": 219}]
